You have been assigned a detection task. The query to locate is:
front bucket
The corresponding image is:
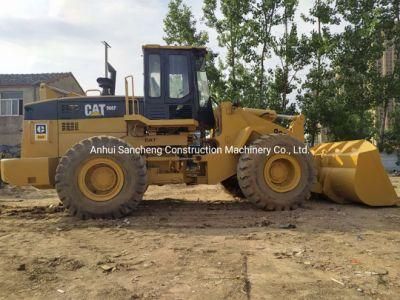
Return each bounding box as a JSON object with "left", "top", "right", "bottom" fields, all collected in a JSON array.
[{"left": 311, "top": 140, "right": 399, "bottom": 206}]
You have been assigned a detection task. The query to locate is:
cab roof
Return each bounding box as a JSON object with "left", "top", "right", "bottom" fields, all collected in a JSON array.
[{"left": 142, "top": 44, "right": 207, "bottom": 52}]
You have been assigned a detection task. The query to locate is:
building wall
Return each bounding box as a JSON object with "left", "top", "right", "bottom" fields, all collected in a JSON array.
[
  {"left": 380, "top": 152, "right": 400, "bottom": 172},
  {"left": 0, "top": 86, "right": 36, "bottom": 103},
  {"left": 0, "top": 75, "right": 83, "bottom": 151},
  {"left": 377, "top": 45, "right": 398, "bottom": 130},
  {"left": 0, "top": 86, "right": 35, "bottom": 148},
  {"left": 0, "top": 116, "right": 23, "bottom": 147}
]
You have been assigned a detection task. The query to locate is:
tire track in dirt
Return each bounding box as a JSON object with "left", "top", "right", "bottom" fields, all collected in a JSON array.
[{"left": 241, "top": 253, "right": 251, "bottom": 300}]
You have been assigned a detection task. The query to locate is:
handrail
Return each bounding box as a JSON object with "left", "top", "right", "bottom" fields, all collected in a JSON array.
[
  {"left": 85, "top": 89, "right": 102, "bottom": 96},
  {"left": 276, "top": 114, "right": 298, "bottom": 121},
  {"left": 124, "top": 75, "right": 137, "bottom": 115}
]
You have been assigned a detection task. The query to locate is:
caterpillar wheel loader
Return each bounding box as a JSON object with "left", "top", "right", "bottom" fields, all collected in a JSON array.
[{"left": 0, "top": 45, "right": 398, "bottom": 219}]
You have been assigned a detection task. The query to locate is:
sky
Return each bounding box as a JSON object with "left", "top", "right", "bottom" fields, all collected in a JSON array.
[{"left": 0, "top": 0, "right": 313, "bottom": 96}]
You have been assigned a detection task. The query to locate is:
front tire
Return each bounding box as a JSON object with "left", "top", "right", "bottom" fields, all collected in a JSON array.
[
  {"left": 55, "top": 136, "right": 147, "bottom": 219},
  {"left": 237, "top": 134, "right": 316, "bottom": 210}
]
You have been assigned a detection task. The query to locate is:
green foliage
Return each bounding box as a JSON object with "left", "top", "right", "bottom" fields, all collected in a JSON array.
[
  {"left": 163, "top": 0, "right": 208, "bottom": 46},
  {"left": 163, "top": 0, "right": 224, "bottom": 98},
  {"left": 299, "top": 0, "right": 399, "bottom": 145},
  {"left": 376, "top": 0, "right": 400, "bottom": 149},
  {"left": 296, "top": 0, "right": 337, "bottom": 144},
  {"left": 161, "top": 0, "right": 400, "bottom": 147},
  {"left": 331, "top": 0, "right": 400, "bottom": 146},
  {"left": 244, "top": 0, "right": 282, "bottom": 108},
  {"left": 204, "top": 51, "right": 227, "bottom": 100},
  {"left": 203, "top": 0, "right": 253, "bottom": 103},
  {"left": 203, "top": 0, "right": 307, "bottom": 111},
  {"left": 267, "top": 0, "right": 308, "bottom": 112}
]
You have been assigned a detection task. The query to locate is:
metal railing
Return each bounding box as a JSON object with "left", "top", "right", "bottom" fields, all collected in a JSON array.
[
  {"left": 124, "top": 75, "right": 138, "bottom": 115},
  {"left": 85, "top": 89, "right": 102, "bottom": 96}
]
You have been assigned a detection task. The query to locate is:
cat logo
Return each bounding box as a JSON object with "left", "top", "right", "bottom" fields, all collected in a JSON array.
[
  {"left": 84, "top": 104, "right": 106, "bottom": 117},
  {"left": 34, "top": 123, "right": 48, "bottom": 141}
]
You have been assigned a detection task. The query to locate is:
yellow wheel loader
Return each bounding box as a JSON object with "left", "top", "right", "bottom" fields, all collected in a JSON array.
[{"left": 0, "top": 45, "right": 398, "bottom": 219}]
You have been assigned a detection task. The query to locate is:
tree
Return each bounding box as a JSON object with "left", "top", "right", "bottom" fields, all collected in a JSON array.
[
  {"left": 163, "top": 0, "right": 208, "bottom": 46},
  {"left": 266, "top": 0, "right": 308, "bottom": 113},
  {"left": 321, "top": 0, "right": 387, "bottom": 141},
  {"left": 388, "top": 0, "right": 400, "bottom": 152},
  {"left": 376, "top": 0, "right": 400, "bottom": 150},
  {"left": 245, "top": 0, "right": 282, "bottom": 108},
  {"left": 384, "top": 107, "right": 400, "bottom": 154},
  {"left": 297, "top": 0, "right": 339, "bottom": 145},
  {"left": 203, "top": 0, "right": 252, "bottom": 102},
  {"left": 163, "top": 0, "right": 224, "bottom": 98}
]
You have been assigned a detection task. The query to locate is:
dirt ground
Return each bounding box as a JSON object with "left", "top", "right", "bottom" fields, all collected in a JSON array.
[{"left": 0, "top": 178, "right": 399, "bottom": 300}]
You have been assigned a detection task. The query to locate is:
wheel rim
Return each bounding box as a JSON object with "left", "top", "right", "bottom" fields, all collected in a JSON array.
[
  {"left": 78, "top": 158, "right": 124, "bottom": 202},
  {"left": 263, "top": 154, "right": 301, "bottom": 192}
]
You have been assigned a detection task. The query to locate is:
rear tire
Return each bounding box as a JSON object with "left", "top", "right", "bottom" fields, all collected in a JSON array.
[
  {"left": 237, "top": 134, "right": 316, "bottom": 210},
  {"left": 55, "top": 136, "right": 147, "bottom": 219}
]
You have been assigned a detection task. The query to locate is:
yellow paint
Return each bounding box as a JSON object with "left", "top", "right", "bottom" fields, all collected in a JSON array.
[
  {"left": 0, "top": 98, "right": 334, "bottom": 204},
  {"left": 21, "top": 120, "right": 59, "bottom": 158},
  {"left": 125, "top": 134, "right": 189, "bottom": 147},
  {"left": 311, "top": 140, "right": 398, "bottom": 206},
  {"left": 203, "top": 101, "right": 297, "bottom": 184},
  {"left": 1, "top": 157, "right": 58, "bottom": 187},
  {"left": 78, "top": 157, "right": 124, "bottom": 202},
  {"left": 124, "top": 113, "right": 198, "bottom": 129},
  {"left": 263, "top": 154, "right": 301, "bottom": 192},
  {"left": 57, "top": 118, "right": 126, "bottom": 155}
]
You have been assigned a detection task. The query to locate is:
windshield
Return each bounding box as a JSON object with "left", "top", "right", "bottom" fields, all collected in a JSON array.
[{"left": 195, "top": 56, "right": 210, "bottom": 108}]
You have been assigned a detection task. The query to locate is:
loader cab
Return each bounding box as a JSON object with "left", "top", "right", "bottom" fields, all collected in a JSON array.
[{"left": 143, "top": 45, "right": 215, "bottom": 128}]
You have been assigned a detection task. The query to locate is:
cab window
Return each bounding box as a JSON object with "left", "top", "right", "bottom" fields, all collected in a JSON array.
[
  {"left": 148, "top": 54, "right": 161, "bottom": 97},
  {"left": 195, "top": 56, "right": 210, "bottom": 108},
  {"left": 168, "top": 55, "right": 189, "bottom": 99}
]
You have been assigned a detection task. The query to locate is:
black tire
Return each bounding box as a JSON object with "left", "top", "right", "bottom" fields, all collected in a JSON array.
[
  {"left": 55, "top": 136, "right": 147, "bottom": 219},
  {"left": 221, "top": 175, "right": 244, "bottom": 198},
  {"left": 237, "top": 134, "right": 316, "bottom": 210}
]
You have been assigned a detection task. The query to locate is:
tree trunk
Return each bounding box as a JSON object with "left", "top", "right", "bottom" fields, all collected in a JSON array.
[
  {"left": 310, "top": 132, "right": 316, "bottom": 147},
  {"left": 282, "top": 8, "right": 289, "bottom": 111},
  {"left": 379, "top": 99, "right": 389, "bottom": 148},
  {"left": 259, "top": 4, "right": 276, "bottom": 108},
  {"left": 314, "top": 3, "right": 322, "bottom": 145},
  {"left": 259, "top": 41, "right": 267, "bottom": 107},
  {"left": 229, "top": 10, "right": 236, "bottom": 103}
]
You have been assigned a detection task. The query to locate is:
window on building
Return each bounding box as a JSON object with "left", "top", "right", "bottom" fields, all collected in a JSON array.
[
  {"left": 168, "top": 55, "right": 189, "bottom": 99},
  {"left": 0, "top": 91, "right": 23, "bottom": 116},
  {"left": 148, "top": 54, "right": 161, "bottom": 98}
]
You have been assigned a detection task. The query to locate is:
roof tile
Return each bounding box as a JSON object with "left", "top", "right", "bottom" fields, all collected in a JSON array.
[{"left": 0, "top": 73, "right": 72, "bottom": 86}]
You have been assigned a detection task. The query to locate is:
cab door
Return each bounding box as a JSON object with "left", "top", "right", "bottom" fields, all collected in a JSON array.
[{"left": 144, "top": 49, "right": 196, "bottom": 120}]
